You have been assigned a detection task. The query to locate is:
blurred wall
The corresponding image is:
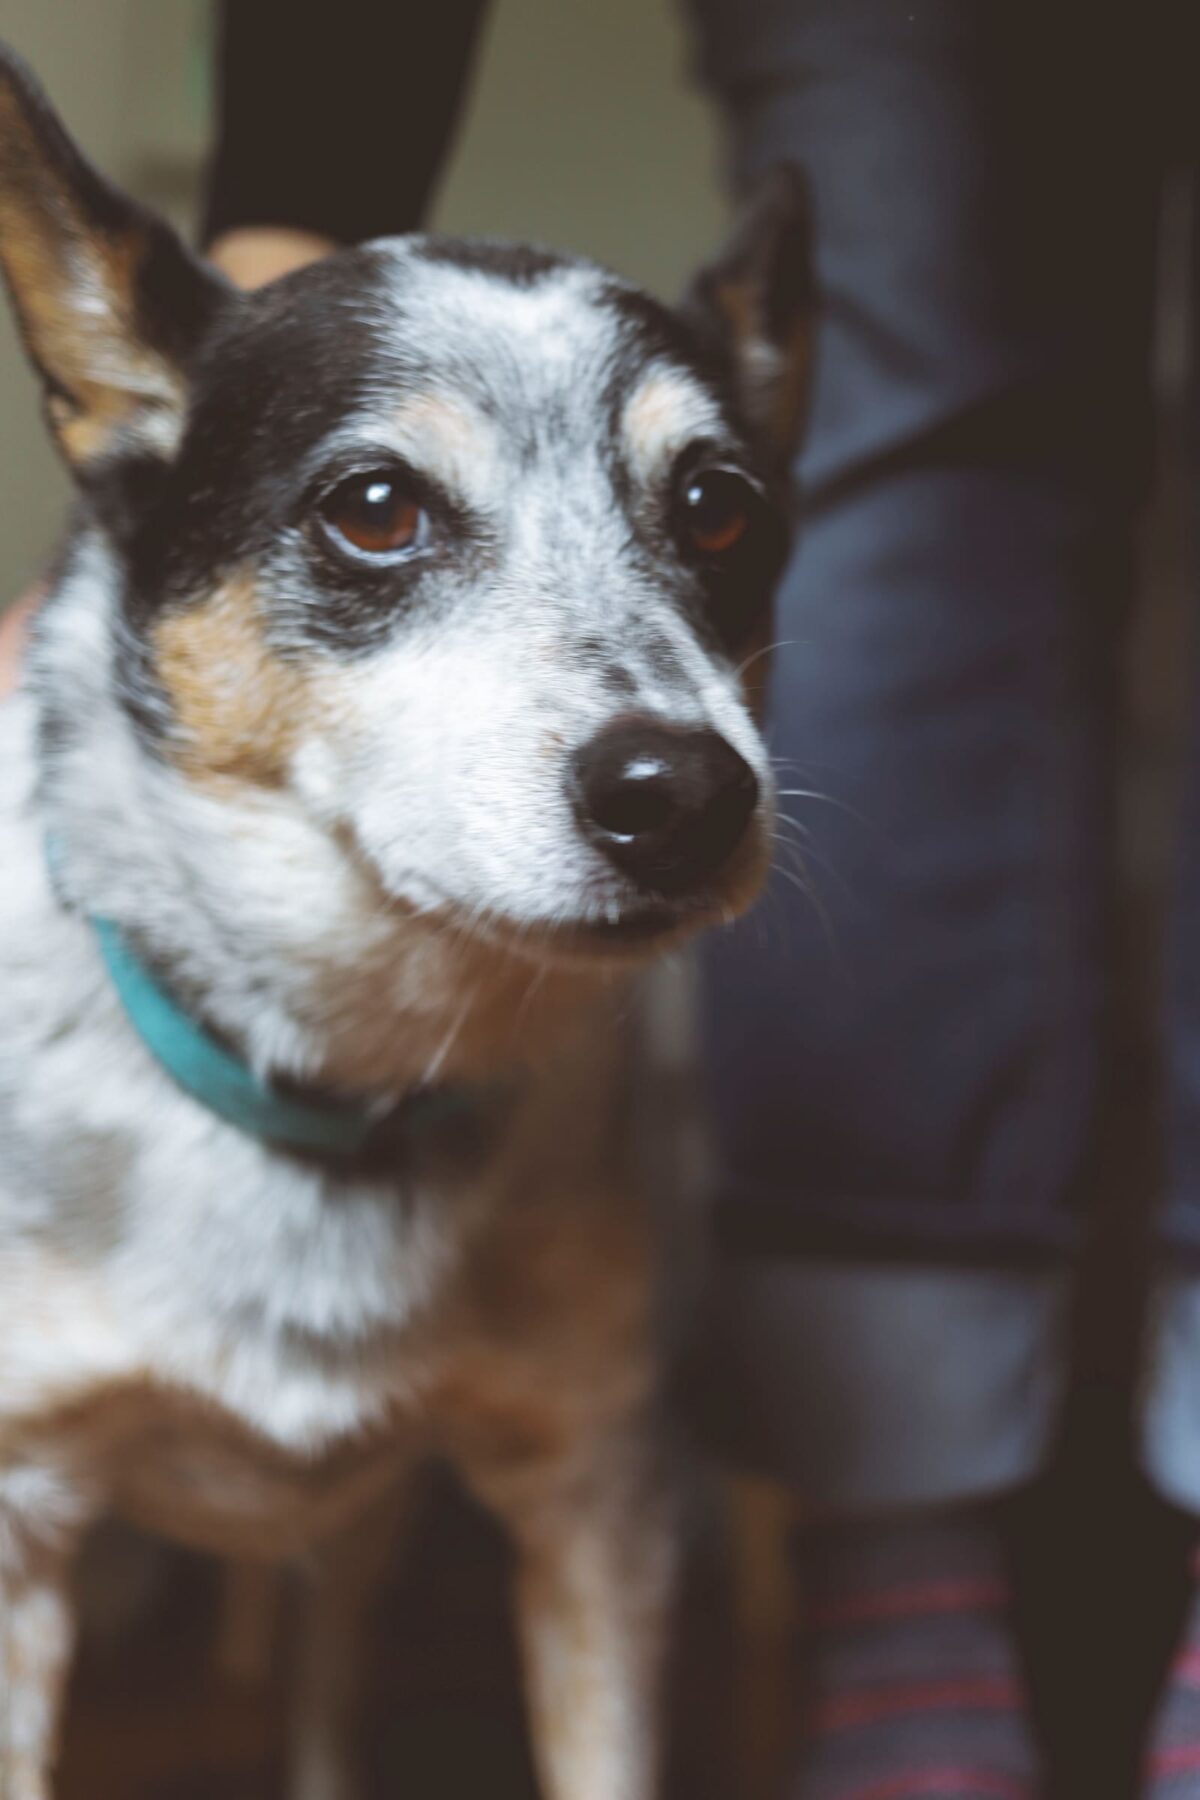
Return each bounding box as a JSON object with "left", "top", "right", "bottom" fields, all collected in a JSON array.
[{"left": 0, "top": 0, "right": 726, "bottom": 603}]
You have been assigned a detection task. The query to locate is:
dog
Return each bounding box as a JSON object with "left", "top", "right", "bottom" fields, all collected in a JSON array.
[{"left": 0, "top": 43, "right": 812, "bottom": 1800}]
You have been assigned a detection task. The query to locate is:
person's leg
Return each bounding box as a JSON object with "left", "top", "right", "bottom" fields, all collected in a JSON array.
[
  {"left": 1138, "top": 107, "right": 1200, "bottom": 1800},
  {"left": 681, "top": 0, "right": 1162, "bottom": 1791},
  {"left": 1141, "top": 99, "right": 1200, "bottom": 1509}
]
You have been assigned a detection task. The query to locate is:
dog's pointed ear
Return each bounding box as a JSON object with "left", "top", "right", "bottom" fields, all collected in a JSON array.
[
  {"left": 0, "top": 45, "right": 229, "bottom": 472},
  {"left": 682, "top": 164, "right": 816, "bottom": 462}
]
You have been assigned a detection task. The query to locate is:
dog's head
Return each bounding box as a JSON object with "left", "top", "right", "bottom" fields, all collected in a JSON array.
[{"left": 0, "top": 48, "right": 813, "bottom": 970}]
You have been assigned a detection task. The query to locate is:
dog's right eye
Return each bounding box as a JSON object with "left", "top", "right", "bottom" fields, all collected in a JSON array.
[{"left": 318, "top": 473, "right": 426, "bottom": 558}]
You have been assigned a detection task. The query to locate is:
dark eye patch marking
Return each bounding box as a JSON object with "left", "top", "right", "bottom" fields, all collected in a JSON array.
[{"left": 120, "top": 248, "right": 400, "bottom": 626}]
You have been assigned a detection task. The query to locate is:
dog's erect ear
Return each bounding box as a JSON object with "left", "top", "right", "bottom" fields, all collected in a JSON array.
[
  {"left": 0, "top": 45, "right": 229, "bottom": 472},
  {"left": 682, "top": 165, "right": 816, "bottom": 462}
]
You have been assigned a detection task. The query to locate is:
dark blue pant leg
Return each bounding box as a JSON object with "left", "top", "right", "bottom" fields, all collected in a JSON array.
[
  {"left": 1143, "top": 163, "right": 1200, "bottom": 1513},
  {"left": 684, "top": 0, "right": 1161, "bottom": 1505}
]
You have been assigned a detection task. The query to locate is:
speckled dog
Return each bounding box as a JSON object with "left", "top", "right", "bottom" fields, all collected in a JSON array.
[{"left": 0, "top": 44, "right": 812, "bottom": 1800}]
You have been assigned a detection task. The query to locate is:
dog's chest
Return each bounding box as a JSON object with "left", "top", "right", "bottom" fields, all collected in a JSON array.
[
  {"left": 94, "top": 1388, "right": 413, "bottom": 1557},
  {"left": 3, "top": 1179, "right": 460, "bottom": 1557},
  {"left": 3, "top": 1130, "right": 469, "bottom": 1439},
  {"left": 2, "top": 985, "right": 480, "bottom": 1522}
]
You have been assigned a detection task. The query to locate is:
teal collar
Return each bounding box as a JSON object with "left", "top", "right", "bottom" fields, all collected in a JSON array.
[{"left": 47, "top": 831, "right": 486, "bottom": 1161}]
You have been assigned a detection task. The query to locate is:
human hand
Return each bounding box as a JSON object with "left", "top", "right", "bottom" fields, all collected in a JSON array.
[
  {"left": 206, "top": 226, "right": 335, "bottom": 289},
  {"left": 0, "top": 594, "right": 35, "bottom": 699}
]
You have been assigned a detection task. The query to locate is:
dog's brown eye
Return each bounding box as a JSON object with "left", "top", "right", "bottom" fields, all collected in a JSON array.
[
  {"left": 675, "top": 463, "right": 787, "bottom": 653},
  {"left": 679, "top": 467, "right": 756, "bottom": 558},
  {"left": 321, "top": 474, "right": 424, "bottom": 556}
]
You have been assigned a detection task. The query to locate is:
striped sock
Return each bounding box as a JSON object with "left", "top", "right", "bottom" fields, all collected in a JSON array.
[
  {"left": 1145, "top": 1543, "right": 1200, "bottom": 1797},
  {"left": 791, "top": 1506, "right": 1042, "bottom": 1800}
]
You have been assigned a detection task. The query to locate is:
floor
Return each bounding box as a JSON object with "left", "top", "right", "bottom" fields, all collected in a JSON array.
[{"left": 63, "top": 1471, "right": 748, "bottom": 1800}]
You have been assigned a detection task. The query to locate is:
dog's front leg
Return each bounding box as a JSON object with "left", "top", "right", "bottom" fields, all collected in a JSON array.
[
  {"left": 288, "top": 1487, "right": 412, "bottom": 1800},
  {"left": 0, "top": 1480, "right": 91, "bottom": 1800},
  {"left": 469, "top": 1432, "right": 676, "bottom": 1800}
]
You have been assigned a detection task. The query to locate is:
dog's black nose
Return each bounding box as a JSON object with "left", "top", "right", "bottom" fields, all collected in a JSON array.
[{"left": 571, "top": 717, "right": 759, "bottom": 895}]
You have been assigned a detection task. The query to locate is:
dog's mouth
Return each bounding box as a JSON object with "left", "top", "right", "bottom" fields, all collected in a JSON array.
[
  {"left": 457, "top": 841, "right": 772, "bottom": 970},
  {"left": 445, "top": 902, "right": 696, "bottom": 971},
  {"left": 521, "top": 899, "right": 706, "bottom": 960},
  {"left": 347, "top": 808, "right": 771, "bottom": 970}
]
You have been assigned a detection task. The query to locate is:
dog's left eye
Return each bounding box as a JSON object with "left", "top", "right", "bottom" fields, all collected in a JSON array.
[
  {"left": 674, "top": 465, "right": 783, "bottom": 579},
  {"left": 319, "top": 473, "right": 426, "bottom": 557},
  {"left": 674, "top": 463, "right": 787, "bottom": 650},
  {"left": 679, "top": 467, "right": 759, "bottom": 559}
]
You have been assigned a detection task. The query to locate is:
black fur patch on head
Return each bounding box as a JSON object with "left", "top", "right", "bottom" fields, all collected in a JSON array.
[
  {"left": 603, "top": 282, "right": 724, "bottom": 385},
  {"left": 414, "top": 236, "right": 568, "bottom": 285},
  {"left": 119, "top": 248, "right": 399, "bottom": 624}
]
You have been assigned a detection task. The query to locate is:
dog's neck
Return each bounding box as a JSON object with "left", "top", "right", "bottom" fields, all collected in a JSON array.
[{"left": 32, "top": 538, "right": 614, "bottom": 1100}]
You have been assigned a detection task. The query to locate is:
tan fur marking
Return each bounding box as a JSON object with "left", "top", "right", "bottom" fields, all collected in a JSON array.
[
  {"left": 769, "top": 312, "right": 815, "bottom": 451},
  {"left": 0, "top": 82, "right": 182, "bottom": 465},
  {"left": 0, "top": 204, "right": 180, "bottom": 454},
  {"left": 623, "top": 375, "right": 686, "bottom": 461},
  {"left": 395, "top": 392, "right": 481, "bottom": 458},
  {"left": 714, "top": 276, "right": 813, "bottom": 454},
  {"left": 714, "top": 275, "right": 758, "bottom": 345},
  {"left": 390, "top": 390, "right": 494, "bottom": 495},
  {"left": 435, "top": 1366, "right": 571, "bottom": 1468},
  {"left": 50, "top": 381, "right": 155, "bottom": 467},
  {"left": 622, "top": 371, "right": 721, "bottom": 484},
  {"left": 154, "top": 577, "right": 313, "bottom": 787}
]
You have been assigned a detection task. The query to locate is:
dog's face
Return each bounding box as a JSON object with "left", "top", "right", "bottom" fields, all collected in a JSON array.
[{"left": 0, "top": 50, "right": 813, "bottom": 967}]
